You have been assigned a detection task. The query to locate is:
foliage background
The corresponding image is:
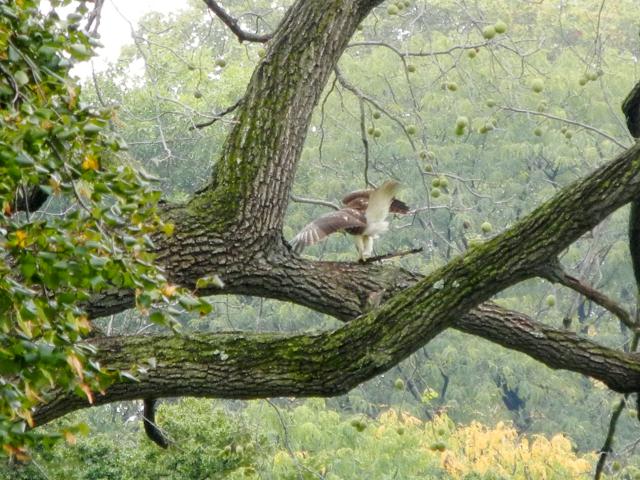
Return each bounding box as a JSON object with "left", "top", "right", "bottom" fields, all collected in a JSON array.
[{"left": 3, "top": 0, "right": 640, "bottom": 477}]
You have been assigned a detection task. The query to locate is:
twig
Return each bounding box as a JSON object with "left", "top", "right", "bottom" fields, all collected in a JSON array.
[
  {"left": 500, "top": 106, "right": 629, "bottom": 150},
  {"left": 364, "top": 247, "right": 423, "bottom": 264},
  {"left": 203, "top": 0, "right": 272, "bottom": 43},
  {"left": 334, "top": 67, "right": 417, "bottom": 150},
  {"left": 595, "top": 327, "right": 639, "bottom": 479},
  {"left": 358, "top": 98, "right": 370, "bottom": 187},
  {"left": 85, "top": 0, "right": 105, "bottom": 35},
  {"left": 541, "top": 262, "right": 635, "bottom": 330},
  {"left": 190, "top": 98, "right": 243, "bottom": 130},
  {"left": 347, "top": 40, "right": 491, "bottom": 58}
]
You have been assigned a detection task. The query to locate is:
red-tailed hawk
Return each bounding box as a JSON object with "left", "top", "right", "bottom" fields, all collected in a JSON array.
[{"left": 291, "top": 180, "right": 410, "bottom": 260}]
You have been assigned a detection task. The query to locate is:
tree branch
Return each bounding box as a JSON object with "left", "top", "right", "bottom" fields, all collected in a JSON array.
[
  {"left": 33, "top": 301, "right": 640, "bottom": 426},
  {"left": 203, "top": 0, "right": 272, "bottom": 43},
  {"left": 540, "top": 262, "right": 635, "bottom": 330},
  {"left": 189, "top": 98, "right": 243, "bottom": 130}
]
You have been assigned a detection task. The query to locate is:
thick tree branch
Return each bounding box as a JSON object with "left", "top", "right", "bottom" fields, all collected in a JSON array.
[{"left": 33, "top": 301, "right": 640, "bottom": 426}]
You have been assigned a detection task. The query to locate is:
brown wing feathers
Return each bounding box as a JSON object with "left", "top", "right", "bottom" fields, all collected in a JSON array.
[
  {"left": 290, "top": 208, "right": 366, "bottom": 253},
  {"left": 342, "top": 189, "right": 410, "bottom": 214},
  {"left": 291, "top": 182, "right": 410, "bottom": 254}
]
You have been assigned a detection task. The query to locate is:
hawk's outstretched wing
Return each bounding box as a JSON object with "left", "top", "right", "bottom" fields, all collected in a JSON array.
[
  {"left": 342, "top": 189, "right": 410, "bottom": 215},
  {"left": 290, "top": 208, "right": 366, "bottom": 253}
]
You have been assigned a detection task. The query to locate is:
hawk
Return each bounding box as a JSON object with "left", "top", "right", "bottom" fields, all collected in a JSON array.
[{"left": 290, "top": 180, "right": 410, "bottom": 260}]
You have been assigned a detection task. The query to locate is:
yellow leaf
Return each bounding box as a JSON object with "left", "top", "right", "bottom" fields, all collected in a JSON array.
[
  {"left": 81, "top": 154, "right": 99, "bottom": 171},
  {"left": 79, "top": 383, "right": 95, "bottom": 404},
  {"left": 3, "top": 444, "right": 30, "bottom": 461},
  {"left": 17, "top": 409, "right": 34, "bottom": 428},
  {"left": 66, "top": 84, "right": 78, "bottom": 109},
  {"left": 15, "top": 230, "right": 27, "bottom": 248},
  {"left": 63, "top": 430, "right": 77, "bottom": 445},
  {"left": 25, "top": 383, "right": 43, "bottom": 403},
  {"left": 77, "top": 315, "right": 92, "bottom": 333},
  {"left": 161, "top": 284, "right": 177, "bottom": 298},
  {"left": 49, "top": 175, "right": 61, "bottom": 194},
  {"left": 66, "top": 353, "right": 84, "bottom": 381}
]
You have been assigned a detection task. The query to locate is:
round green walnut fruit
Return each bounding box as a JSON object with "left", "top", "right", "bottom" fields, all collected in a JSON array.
[
  {"left": 419, "top": 150, "right": 428, "bottom": 160},
  {"left": 396, "top": 427, "right": 405, "bottom": 435},
  {"left": 531, "top": 78, "right": 544, "bottom": 93},
  {"left": 257, "top": 48, "right": 266, "bottom": 58},
  {"left": 387, "top": 4, "right": 399, "bottom": 15},
  {"left": 486, "top": 99, "right": 497, "bottom": 108},
  {"left": 431, "top": 177, "right": 441, "bottom": 188},
  {"left": 215, "top": 58, "right": 227, "bottom": 67},
  {"left": 407, "top": 125, "right": 417, "bottom": 135},
  {"left": 467, "top": 50, "right": 477, "bottom": 59},
  {"left": 437, "top": 428, "right": 446, "bottom": 436},
  {"left": 367, "top": 127, "right": 375, "bottom": 135},
  {"left": 396, "top": 2, "right": 404, "bottom": 10},
  {"left": 373, "top": 128, "right": 382, "bottom": 138},
  {"left": 611, "top": 462, "right": 621, "bottom": 472},
  {"left": 373, "top": 111, "right": 381, "bottom": 119},
  {"left": 494, "top": 20, "right": 507, "bottom": 34},
  {"left": 431, "top": 187, "right": 441, "bottom": 198},
  {"left": 187, "top": 64, "right": 196, "bottom": 71},
  {"left": 533, "top": 127, "right": 542, "bottom": 137},
  {"left": 545, "top": 294, "right": 556, "bottom": 307},
  {"left": 407, "top": 64, "right": 416, "bottom": 73},
  {"left": 14, "top": 70, "right": 29, "bottom": 86},
  {"left": 481, "top": 221, "right": 492, "bottom": 233},
  {"left": 424, "top": 164, "right": 434, "bottom": 173},
  {"left": 438, "top": 176, "right": 449, "bottom": 189},
  {"left": 587, "top": 71, "right": 598, "bottom": 81},
  {"left": 194, "top": 90, "right": 203, "bottom": 99},
  {"left": 447, "top": 82, "right": 458, "bottom": 92},
  {"left": 578, "top": 76, "right": 588, "bottom": 86},
  {"left": 394, "top": 378, "right": 405, "bottom": 390},
  {"left": 455, "top": 125, "right": 465, "bottom": 136},
  {"left": 565, "top": 131, "right": 573, "bottom": 139},
  {"left": 560, "top": 126, "right": 568, "bottom": 134},
  {"left": 482, "top": 26, "right": 496, "bottom": 39},
  {"left": 404, "top": 0, "right": 411, "bottom": 6},
  {"left": 455, "top": 116, "right": 469, "bottom": 128}
]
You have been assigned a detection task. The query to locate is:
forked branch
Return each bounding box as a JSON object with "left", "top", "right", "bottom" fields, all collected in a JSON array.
[{"left": 203, "top": 0, "right": 272, "bottom": 43}]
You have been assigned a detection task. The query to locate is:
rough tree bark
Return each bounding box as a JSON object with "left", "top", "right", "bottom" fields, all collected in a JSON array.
[{"left": 34, "top": 0, "right": 640, "bottom": 426}]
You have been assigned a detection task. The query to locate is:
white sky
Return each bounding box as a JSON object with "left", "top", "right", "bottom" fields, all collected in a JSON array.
[{"left": 74, "top": 0, "right": 183, "bottom": 77}]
